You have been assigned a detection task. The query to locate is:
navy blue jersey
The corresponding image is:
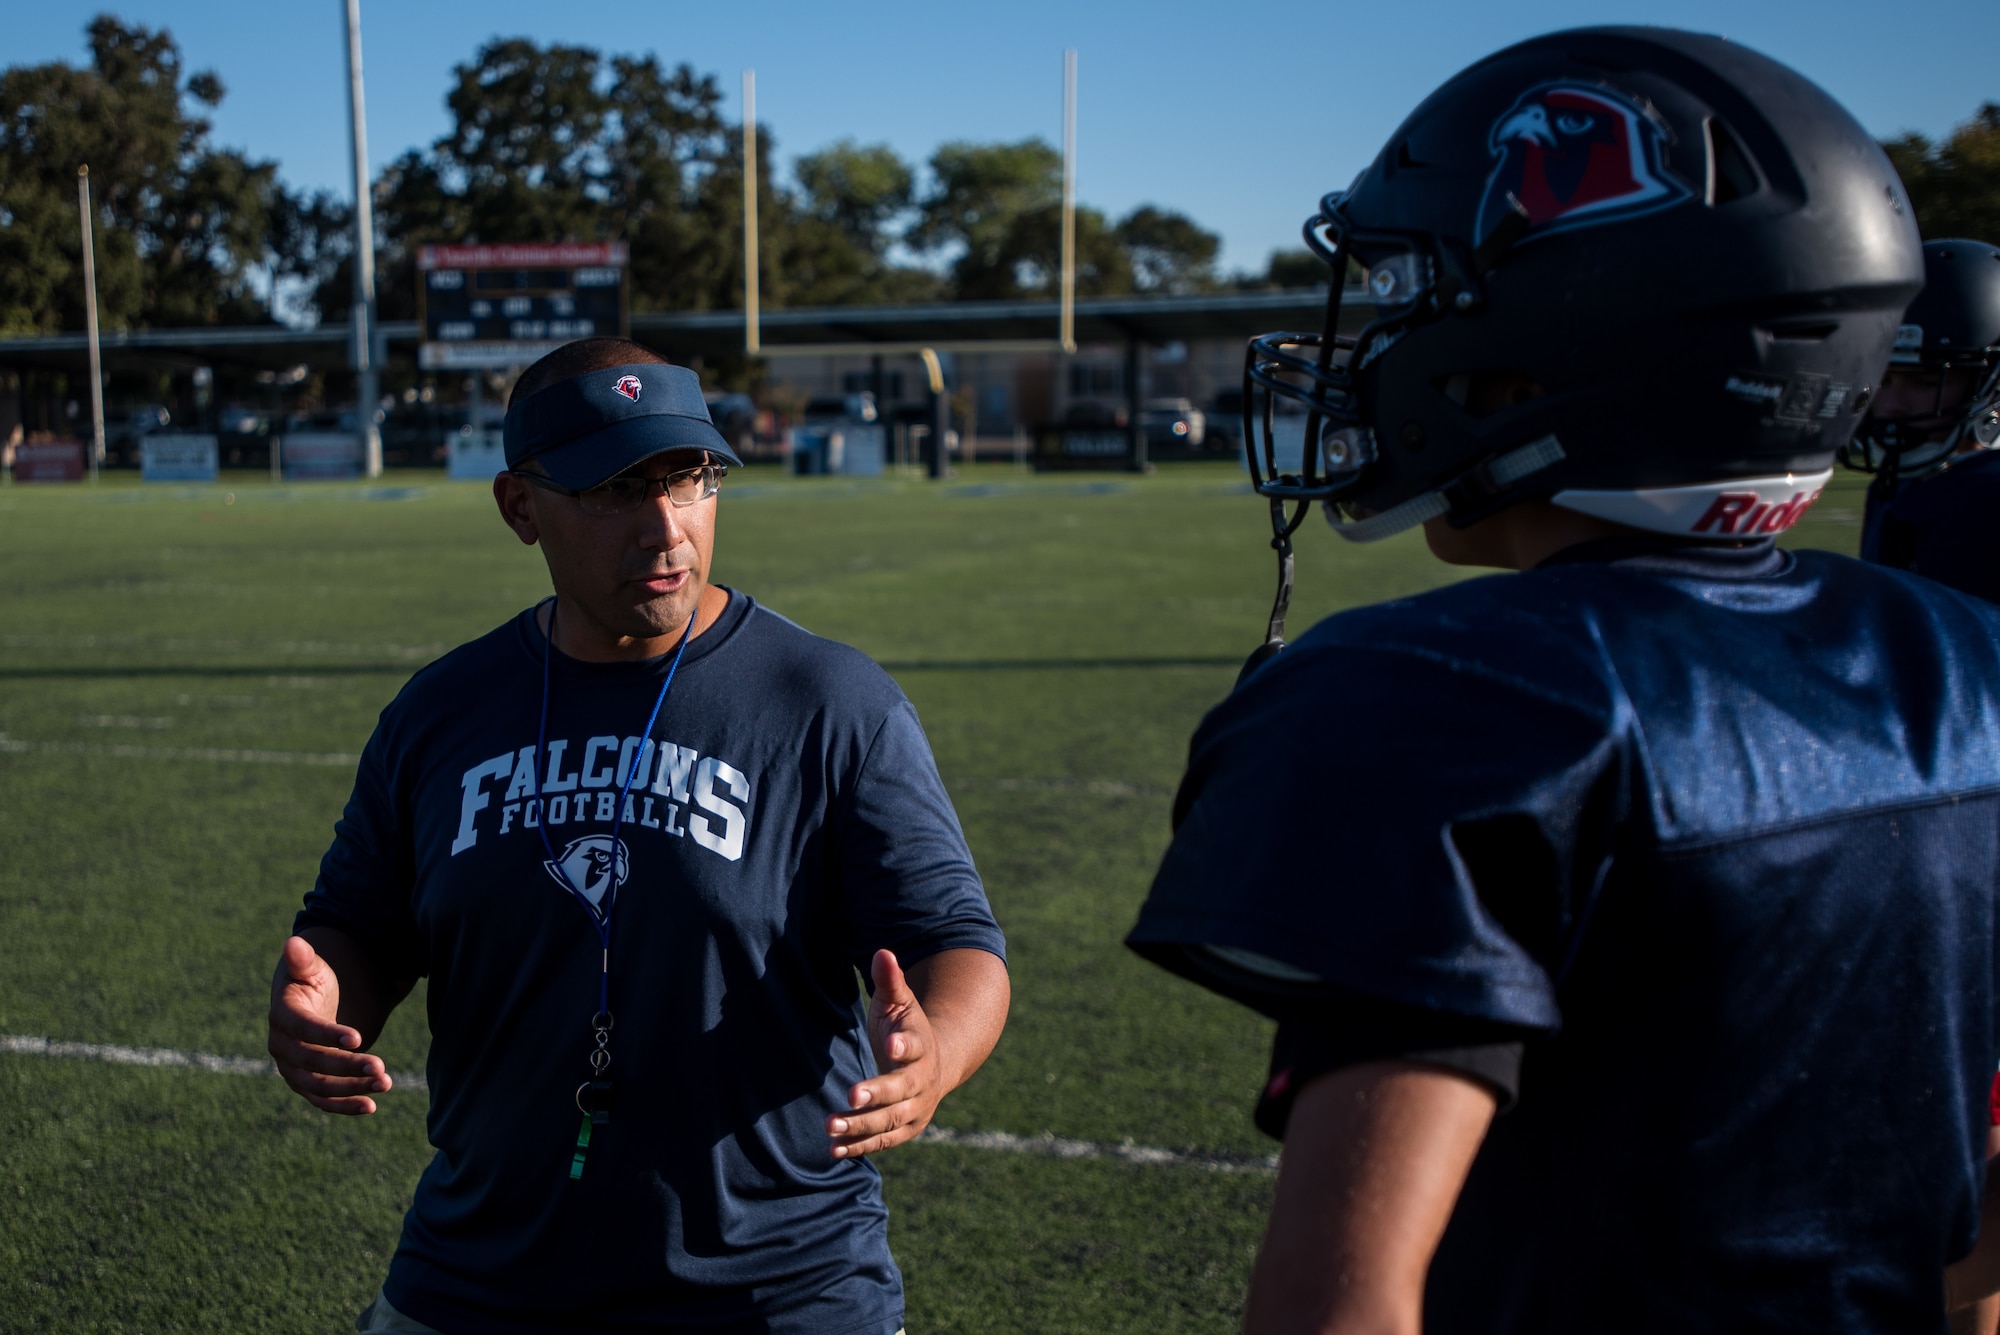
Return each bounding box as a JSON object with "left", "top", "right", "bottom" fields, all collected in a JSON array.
[
  {"left": 1861, "top": 449, "right": 2000, "bottom": 604},
  {"left": 297, "top": 592, "right": 1004, "bottom": 1335},
  {"left": 1129, "top": 540, "right": 2000, "bottom": 1333}
]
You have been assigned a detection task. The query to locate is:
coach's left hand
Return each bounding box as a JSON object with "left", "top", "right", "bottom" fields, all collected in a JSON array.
[{"left": 829, "top": 947, "right": 1009, "bottom": 1160}]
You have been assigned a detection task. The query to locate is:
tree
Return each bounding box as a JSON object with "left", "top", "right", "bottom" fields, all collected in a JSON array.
[
  {"left": 361, "top": 39, "right": 739, "bottom": 320},
  {"left": 1884, "top": 103, "right": 2000, "bottom": 243},
  {"left": 1259, "top": 249, "right": 1331, "bottom": 290},
  {"left": 0, "top": 16, "right": 286, "bottom": 334},
  {"left": 362, "top": 37, "right": 933, "bottom": 323},
  {"left": 908, "top": 140, "right": 1214, "bottom": 301},
  {"left": 1233, "top": 248, "right": 1368, "bottom": 291},
  {"left": 992, "top": 200, "right": 1133, "bottom": 300},
  {"left": 1, "top": 27, "right": 1244, "bottom": 338},
  {"left": 1116, "top": 205, "right": 1218, "bottom": 294},
  {"left": 602, "top": 55, "right": 737, "bottom": 314},
  {"left": 271, "top": 188, "right": 354, "bottom": 323},
  {"left": 793, "top": 140, "right": 913, "bottom": 258},
  {"left": 784, "top": 140, "right": 937, "bottom": 306},
  {"left": 910, "top": 139, "right": 1060, "bottom": 299}
]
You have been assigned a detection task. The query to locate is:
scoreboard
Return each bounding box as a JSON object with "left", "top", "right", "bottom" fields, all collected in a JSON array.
[{"left": 418, "top": 242, "right": 628, "bottom": 369}]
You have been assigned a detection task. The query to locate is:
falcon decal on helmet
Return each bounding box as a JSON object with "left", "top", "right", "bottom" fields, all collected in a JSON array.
[{"left": 1476, "top": 83, "right": 1691, "bottom": 245}]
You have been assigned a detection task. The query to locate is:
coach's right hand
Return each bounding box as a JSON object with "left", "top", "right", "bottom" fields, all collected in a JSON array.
[{"left": 267, "top": 933, "right": 393, "bottom": 1115}]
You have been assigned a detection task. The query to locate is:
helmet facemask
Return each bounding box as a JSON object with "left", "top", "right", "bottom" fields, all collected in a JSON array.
[{"left": 1244, "top": 189, "right": 1558, "bottom": 544}]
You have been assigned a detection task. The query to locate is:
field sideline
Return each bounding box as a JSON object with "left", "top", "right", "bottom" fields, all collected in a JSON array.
[{"left": 0, "top": 462, "right": 1869, "bottom": 1332}]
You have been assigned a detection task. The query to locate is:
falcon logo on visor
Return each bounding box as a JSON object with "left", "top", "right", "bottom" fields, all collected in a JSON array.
[
  {"left": 1475, "top": 83, "right": 1691, "bottom": 248},
  {"left": 613, "top": 375, "right": 643, "bottom": 402}
]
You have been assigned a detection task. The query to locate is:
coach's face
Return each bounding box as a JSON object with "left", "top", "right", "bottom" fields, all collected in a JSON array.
[{"left": 494, "top": 450, "right": 718, "bottom": 655}]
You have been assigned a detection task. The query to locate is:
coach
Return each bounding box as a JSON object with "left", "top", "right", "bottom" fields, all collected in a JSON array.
[{"left": 266, "top": 337, "right": 1008, "bottom": 1335}]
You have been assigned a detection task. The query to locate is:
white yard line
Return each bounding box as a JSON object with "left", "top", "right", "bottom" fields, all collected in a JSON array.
[
  {"left": 945, "top": 777, "right": 1172, "bottom": 799},
  {"left": 0, "top": 1033, "right": 1272, "bottom": 1174},
  {"left": 0, "top": 1033, "right": 422, "bottom": 1088},
  {"left": 920, "top": 1126, "right": 1275, "bottom": 1174}
]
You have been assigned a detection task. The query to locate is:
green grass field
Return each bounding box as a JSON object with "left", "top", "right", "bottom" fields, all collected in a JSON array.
[{"left": 0, "top": 461, "right": 1870, "bottom": 1333}]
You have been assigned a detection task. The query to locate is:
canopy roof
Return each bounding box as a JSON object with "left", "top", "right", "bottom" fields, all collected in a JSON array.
[{"left": 0, "top": 287, "right": 1357, "bottom": 376}]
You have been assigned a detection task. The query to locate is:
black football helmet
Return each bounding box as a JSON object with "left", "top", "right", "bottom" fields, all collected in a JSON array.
[
  {"left": 1842, "top": 238, "right": 2000, "bottom": 480},
  {"left": 1239, "top": 27, "right": 1922, "bottom": 667}
]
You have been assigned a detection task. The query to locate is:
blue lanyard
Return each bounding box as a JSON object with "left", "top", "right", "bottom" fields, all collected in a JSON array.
[{"left": 533, "top": 597, "right": 696, "bottom": 1179}]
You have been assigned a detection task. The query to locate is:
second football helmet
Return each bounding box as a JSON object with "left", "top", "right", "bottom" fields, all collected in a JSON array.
[{"left": 1842, "top": 238, "right": 2000, "bottom": 479}]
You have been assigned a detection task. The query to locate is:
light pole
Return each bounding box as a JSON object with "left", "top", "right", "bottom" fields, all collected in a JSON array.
[
  {"left": 77, "top": 165, "right": 105, "bottom": 482},
  {"left": 742, "top": 70, "right": 759, "bottom": 355},
  {"left": 1060, "top": 49, "right": 1077, "bottom": 356},
  {"left": 344, "top": 0, "right": 382, "bottom": 477}
]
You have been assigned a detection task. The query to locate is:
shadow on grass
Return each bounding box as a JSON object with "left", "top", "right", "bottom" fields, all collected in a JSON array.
[
  {"left": 0, "top": 664, "right": 414, "bottom": 680},
  {"left": 0, "top": 656, "right": 1245, "bottom": 681},
  {"left": 881, "top": 656, "right": 1240, "bottom": 672}
]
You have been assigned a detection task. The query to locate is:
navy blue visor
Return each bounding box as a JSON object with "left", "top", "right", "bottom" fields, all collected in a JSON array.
[{"left": 503, "top": 362, "right": 742, "bottom": 489}]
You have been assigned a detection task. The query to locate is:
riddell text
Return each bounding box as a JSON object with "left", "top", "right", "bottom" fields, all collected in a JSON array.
[{"left": 1690, "top": 489, "right": 1821, "bottom": 536}]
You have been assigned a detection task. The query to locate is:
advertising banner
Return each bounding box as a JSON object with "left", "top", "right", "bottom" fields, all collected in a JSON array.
[
  {"left": 1033, "top": 427, "right": 1132, "bottom": 471},
  {"left": 13, "top": 440, "right": 85, "bottom": 482},
  {"left": 141, "top": 434, "right": 219, "bottom": 482},
  {"left": 447, "top": 429, "right": 508, "bottom": 480},
  {"left": 791, "top": 424, "right": 885, "bottom": 476},
  {"left": 280, "top": 433, "right": 363, "bottom": 481}
]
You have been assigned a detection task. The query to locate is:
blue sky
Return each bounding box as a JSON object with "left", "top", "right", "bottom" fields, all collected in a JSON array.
[{"left": 14, "top": 1, "right": 2000, "bottom": 276}]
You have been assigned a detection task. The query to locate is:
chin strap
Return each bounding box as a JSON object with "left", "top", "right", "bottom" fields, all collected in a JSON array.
[
  {"left": 1323, "top": 435, "right": 1567, "bottom": 545},
  {"left": 1240, "top": 495, "right": 1306, "bottom": 686}
]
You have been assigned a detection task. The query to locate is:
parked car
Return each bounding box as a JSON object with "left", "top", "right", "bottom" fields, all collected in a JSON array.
[
  {"left": 803, "top": 392, "right": 879, "bottom": 424},
  {"left": 1062, "top": 401, "right": 1127, "bottom": 428},
  {"left": 283, "top": 409, "right": 360, "bottom": 434},
  {"left": 1210, "top": 386, "right": 1313, "bottom": 460},
  {"left": 106, "top": 404, "right": 173, "bottom": 466},
  {"left": 1141, "top": 398, "right": 1206, "bottom": 450},
  {"left": 705, "top": 392, "right": 758, "bottom": 461},
  {"left": 382, "top": 404, "right": 467, "bottom": 467},
  {"left": 216, "top": 405, "right": 274, "bottom": 467}
]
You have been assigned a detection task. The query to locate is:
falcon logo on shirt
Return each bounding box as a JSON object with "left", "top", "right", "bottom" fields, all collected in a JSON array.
[
  {"left": 1475, "top": 83, "right": 1691, "bottom": 249},
  {"left": 613, "top": 375, "right": 643, "bottom": 402},
  {"left": 545, "top": 835, "right": 630, "bottom": 916}
]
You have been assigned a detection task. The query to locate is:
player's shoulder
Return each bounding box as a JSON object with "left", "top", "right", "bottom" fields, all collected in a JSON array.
[
  {"left": 1798, "top": 542, "right": 2000, "bottom": 646},
  {"left": 1273, "top": 560, "right": 1637, "bottom": 701},
  {"left": 1896, "top": 448, "right": 2000, "bottom": 519},
  {"left": 1209, "top": 566, "right": 1628, "bottom": 780},
  {"left": 1320, "top": 538, "right": 1994, "bottom": 632},
  {"left": 1926, "top": 447, "right": 2000, "bottom": 489},
  {"left": 1264, "top": 540, "right": 2000, "bottom": 710},
  {"left": 1940, "top": 447, "right": 2000, "bottom": 483}
]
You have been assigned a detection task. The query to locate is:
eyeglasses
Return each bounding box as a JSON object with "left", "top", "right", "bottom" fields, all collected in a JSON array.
[{"left": 515, "top": 463, "right": 725, "bottom": 516}]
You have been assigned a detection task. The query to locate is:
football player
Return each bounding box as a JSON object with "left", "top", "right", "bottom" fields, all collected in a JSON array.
[
  {"left": 1845, "top": 238, "right": 2000, "bottom": 602},
  {"left": 1126, "top": 27, "right": 2000, "bottom": 1334},
  {"left": 1843, "top": 238, "right": 2000, "bottom": 1335}
]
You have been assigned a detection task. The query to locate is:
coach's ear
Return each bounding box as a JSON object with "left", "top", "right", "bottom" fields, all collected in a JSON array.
[{"left": 493, "top": 471, "right": 541, "bottom": 546}]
